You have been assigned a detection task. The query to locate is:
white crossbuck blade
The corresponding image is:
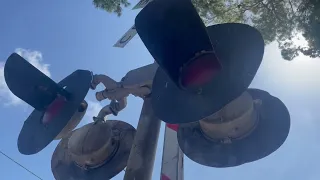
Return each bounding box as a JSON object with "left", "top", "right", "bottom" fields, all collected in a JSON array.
[
  {"left": 113, "top": 25, "right": 137, "bottom": 48},
  {"left": 113, "top": 0, "right": 153, "bottom": 48},
  {"left": 161, "top": 124, "right": 184, "bottom": 180},
  {"left": 132, "top": 0, "right": 153, "bottom": 9}
]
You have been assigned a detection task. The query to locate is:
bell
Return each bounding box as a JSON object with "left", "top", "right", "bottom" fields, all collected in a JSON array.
[
  {"left": 177, "top": 89, "right": 290, "bottom": 167},
  {"left": 51, "top": 120, "right": 136, "bottom": 180}
]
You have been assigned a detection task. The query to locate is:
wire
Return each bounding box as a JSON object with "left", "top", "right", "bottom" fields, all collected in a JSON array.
[{"left": 0, "top": 150, "right": 43, "bottom": 180}]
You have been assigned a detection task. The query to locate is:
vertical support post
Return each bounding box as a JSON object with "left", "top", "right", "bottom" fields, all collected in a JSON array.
[{"left": 124, "top": 98, "right": 161, "bottom": 180}]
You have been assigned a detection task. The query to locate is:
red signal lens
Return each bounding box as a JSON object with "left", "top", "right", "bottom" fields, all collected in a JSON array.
[
  {"left": 180, "top": 53, "right": 221, "bottom": 88},
  {"left": 43, "top": 96, "right": 66, "bottom": 124}
]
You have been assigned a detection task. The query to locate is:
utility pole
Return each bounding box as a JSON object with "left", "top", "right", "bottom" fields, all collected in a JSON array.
[{"left": 123, "top": 98, "right": 161, "bottom": 180}]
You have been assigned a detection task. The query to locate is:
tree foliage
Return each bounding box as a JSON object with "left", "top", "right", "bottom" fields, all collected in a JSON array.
[
  {"left": 93, "top": 0, "right": 130, "bottom": 17},
  {"left": 192, "top": 0, "right": 320, "bottom": 60},
  {"left": 93, "top": 0, "right": 320, "bottom": 60}
]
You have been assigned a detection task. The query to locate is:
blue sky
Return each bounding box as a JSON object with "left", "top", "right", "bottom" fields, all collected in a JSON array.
[{"left": 1, "top": 0, "right": 320, "bottom": 180}]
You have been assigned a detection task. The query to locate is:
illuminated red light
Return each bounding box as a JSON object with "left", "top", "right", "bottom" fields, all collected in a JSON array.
[{"left": 180, "top": 53, "right": 221, "bottom": 88}]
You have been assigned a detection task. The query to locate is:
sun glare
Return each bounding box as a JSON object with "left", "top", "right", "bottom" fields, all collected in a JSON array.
[{"left": 254, "top": 42, "right": 320, "bottom": 94}]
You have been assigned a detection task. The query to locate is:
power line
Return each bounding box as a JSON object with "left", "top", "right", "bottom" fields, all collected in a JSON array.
[{"left": 0, "top": 150, "right": 43, "bottom": 180}]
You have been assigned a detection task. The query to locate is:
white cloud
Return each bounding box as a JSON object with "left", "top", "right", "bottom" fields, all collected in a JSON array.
[
  {"left": 15, "top": 48, "right": 51, "bottom": 77},
  {"left": 0, "top": 48, "right": 51, "bottom": 106},
  {"left": 83, "top": 100, "right": 103, "bottom": 123}
]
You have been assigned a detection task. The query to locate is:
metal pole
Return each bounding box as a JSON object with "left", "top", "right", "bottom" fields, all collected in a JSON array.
[{"left": 124, "top": 97, "right": 161, "bottom": 180}]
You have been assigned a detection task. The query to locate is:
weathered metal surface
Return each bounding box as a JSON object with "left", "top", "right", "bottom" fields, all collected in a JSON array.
[
  {"left": 199, "top": 91, "right": 257, "bottom": 140},
  {"left": 51, "top": 120, "right": 136, "bottom": 180},
  {"left": 94, "top": 64, "right": 157, "bottom": 102},
  {"left": 121, "top": 63, "right": 158, "bottom": 89},
  {"left": 177, "top": 89, "right": 290, "bottom": 167},
  {"left": 123, "top": 98, "right": 161, "bottom": 180}
]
